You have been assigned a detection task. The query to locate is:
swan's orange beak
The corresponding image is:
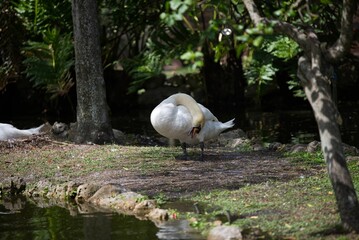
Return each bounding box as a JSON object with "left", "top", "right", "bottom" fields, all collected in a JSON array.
[{"left": 189, "top": 126, "right": 201, "bottom": 138}]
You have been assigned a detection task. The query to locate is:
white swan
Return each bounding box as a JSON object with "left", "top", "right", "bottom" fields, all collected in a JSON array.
[
  {"left": 150, "top": 93, "right": 235, "bottom": 160},
  {"left": 0, "top": 123, "right": 45, "bottom": 141}
]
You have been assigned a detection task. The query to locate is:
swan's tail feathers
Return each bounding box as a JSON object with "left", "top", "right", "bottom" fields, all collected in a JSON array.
[
  {"left": 28, "top": 124, "right": 46, "bottom": 134},
  {"left": 223, "top": 118, "right": 235, "bottom": 129}
]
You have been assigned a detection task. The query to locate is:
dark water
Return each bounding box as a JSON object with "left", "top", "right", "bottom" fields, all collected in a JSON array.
[{"left": 0, "top": 199, "right": 204, "bottom": 240}]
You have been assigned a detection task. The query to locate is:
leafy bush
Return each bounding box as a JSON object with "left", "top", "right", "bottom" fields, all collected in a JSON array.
[
  {"left": 14, "top": 0, "right": 72, "bottom": 36},
  {"left": 243, "top": 36, "right": 303, "bottom": 98},
  {"left": 22, "top": 28, "right": 74, "bottom": 100},
  {"left": 123, "top": 51, "right": 164, "bottom": 94},
  {"left": 0, "top": 0, "right": 26, "bottom": 92}
]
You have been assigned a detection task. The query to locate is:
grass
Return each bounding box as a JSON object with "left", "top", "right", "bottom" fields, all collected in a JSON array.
[
  {"left": 183, "top": 151, "right": 359, "bottom": 239},
  {"left": 1, "top": 142, "right": 359, "bottom": 239},
  {"left": 0, "top": 144, "right": 179, "bottom": 182}
]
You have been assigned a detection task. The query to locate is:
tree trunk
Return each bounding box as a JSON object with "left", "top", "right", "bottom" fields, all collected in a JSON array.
[
  {"left": 71, "top": 0, "right": 114, "bottom": 144},
  {"left": 298, "top": 55, "right": 359, "bottom": 231},
  {"left": 242, "top": 0, "right": 359, "bottom": 231}
]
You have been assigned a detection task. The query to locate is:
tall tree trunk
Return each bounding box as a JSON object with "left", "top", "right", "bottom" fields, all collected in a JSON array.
[
  {"left": 242, "top": 0, "right": 359, "bottom": 231},
  {"left": 71, "top": 0, "right": 114, "bottom": 144},
  {"left": 298, "top": 55, "right": 359, "bottom": 231}
]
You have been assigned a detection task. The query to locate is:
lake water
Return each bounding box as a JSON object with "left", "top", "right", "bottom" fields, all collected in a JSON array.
[{"left": 0, "top": 198, "right": 204, "bottom": 240}]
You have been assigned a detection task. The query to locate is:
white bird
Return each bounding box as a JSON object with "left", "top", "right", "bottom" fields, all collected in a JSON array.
[
  {"left": 0, "top": 123, "right": 45, "bottom": 141},
  {"left": 150, "top": 93, "right": 235, "bottom": 160}
]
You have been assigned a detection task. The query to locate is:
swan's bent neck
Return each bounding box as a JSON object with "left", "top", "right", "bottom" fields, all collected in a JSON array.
[{"left": 172, "top": 93, "right": 204, "bottom": 127}]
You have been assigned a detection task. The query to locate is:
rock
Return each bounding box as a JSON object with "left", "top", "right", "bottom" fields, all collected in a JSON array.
[
  {"left": 290, "top": 144, "right": 307, "bottom": 153},
  {"left": 25, "top": 180, "right": 53, "bottom": 197},
  {"left": 207, "top": 226, "right": 243, "bottom": 240},
  {"left": 0, "top": 177, "right": 26, "bottom": 195},
  {"left": 268, "top": 142, "right": 284, "bottom": 151},
  {"left": 220, "top": 129, "right": 247, "bottom": 139},
  {"left": 75, "top": 183, "right": 102, "bottom": 203},
  {"left": 66, "top": 181, "right": 80, "bottom": 199},
  {"left": 133, "top": 199, "right": 157, "bottom": 216},
  {"left": 227, "top": 138, "right": 245, "bottom": 148},
  {"left": 307, "top": 141, "right": 321, "bottom": 152},
  {"left": 51, "top": 122, "right": 69, "bottom": 138},
  {"left": 111, "top": 191, "right": 143, "bottom": 211},
  {"left": 218, "top": 129, "right": 247, "bottom": 147},
  {"left": 147, "top": 208, "right": 169, "bottom": 221},
  {"left": 342, "top": 142, "right": 359, "bottom": 155},
  {"left": 2, "top": 197, "right": 26, "bottom": 211},
  {"left": 88, "top": 184, "right": 124, "bottom": 205},
  {"left": 252, "top": 143, "right": 266, "bottom": 151},
  {"left": 113, "top": 129, "right": 126, "bottom": 143}
]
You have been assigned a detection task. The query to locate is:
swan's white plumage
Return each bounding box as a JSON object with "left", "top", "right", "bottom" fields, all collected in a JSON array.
[
  {"left": 150, "top": 93, "right": 235, "bottom": 147},
  {"left": 0, "top": 123, "right": 45, "bottom": 141}
]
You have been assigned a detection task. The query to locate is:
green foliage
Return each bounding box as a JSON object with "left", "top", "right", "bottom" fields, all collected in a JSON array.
[
  {"left": 0, "top": 64, "right": 14, "bottom": 92},
  {"left": 263, "top": 37, "right": 300, "bottom": 61},
  {"left": 285, "top": 151, "right": 325, "bottom": 166},
  {"left": 22, "top": 28, "right": 74, "bottom": 100},
  {"left": 123, "top": 51, "right": 164, "bottom": 94},
  {"left": 187, "top": 171, "right": 344, "bottom": 239},
  {"left": 0, "top": 0, "right": 26, "bottom": 91},
  {"left": 160, "top": 0, "right": 193, "bottom": 26},
  {"left": 1, "top": 0, "right": 74, "bottom": 109},
  {"left": 244, "top": 56, "right": 277, "bottom": 88},
  {"left": 99, "top": 0, "right": 163, "bottom": 65},
  {"left": 243, "top": 35, "right": 303, "bottom": 99},
  {"left": 154, "top": 0, "right": 342, "bottom": 102},
  {"left": 14, "top": 0, "right": 72, "bottom": 36},
  {"left": 243, "top": 49, "right": 278, "bottom": 98},
  {"left": 2, "top": 0, "right": 345, "bottom": 103},
  {"left": 288, "top": 79, "right": 306, "bottom": 98},
  {"left": 154, "top": 193, "right": 169, "bottom": 205},
  {"left": 122, "top": 15, "right": 201, "bottom": 93},
  {"left": 180, "top": 50, "right": 203, "bottom": 70},
  {"left": 265, "top": 36, "right": 305, "bottom": 98}
]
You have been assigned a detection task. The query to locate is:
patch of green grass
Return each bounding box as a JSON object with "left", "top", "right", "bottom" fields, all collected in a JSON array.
[
  {"left": 0, "top": 144, "right": 179, "bottom": 182},
  {"left": 284, "top": 150, "right": 325, "bottom": 166},
  {"left": 153, "top": 192, "right": 170, "bottom": 205},
  {"left": 119, "top": 146, "right": 178, "bottom": 173},
  {"left": 185, "top": 158, "right": 359, "bottom": 239}
]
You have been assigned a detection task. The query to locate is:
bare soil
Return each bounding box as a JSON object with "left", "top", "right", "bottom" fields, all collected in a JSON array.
[{"left": 0, "top": 136, "right": 318, "bottom": 199}]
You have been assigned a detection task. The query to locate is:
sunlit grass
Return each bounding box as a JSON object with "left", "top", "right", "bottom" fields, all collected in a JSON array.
[
  {"left": 1, "top": 143, "right": 359, "bottom": 239},
  {"left": 185, "top": 151, "right": 359, "bottom": 239},
  {"left": 0, "top": 144, "right": 179, "bottom": 182}
]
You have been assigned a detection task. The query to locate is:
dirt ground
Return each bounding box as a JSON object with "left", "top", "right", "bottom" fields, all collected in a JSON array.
[
  {"left": 103, "top": 151, "right": 316, "bottom": 199},
  {"left": 0, "top": 136, "right": 318, "bottom": 199}
]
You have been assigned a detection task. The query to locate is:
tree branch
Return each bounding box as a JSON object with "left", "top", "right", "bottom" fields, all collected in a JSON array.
[
  {"left": 325, "top": 0, "right": 357, "bottom": 62},
  {"left": 242, "top": 0, "right": 311, "bottom": 53},
  {"left": 241, "top": 0, "right": 262, "bottom": 26}
]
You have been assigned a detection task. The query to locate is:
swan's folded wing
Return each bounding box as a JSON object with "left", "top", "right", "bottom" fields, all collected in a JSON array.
[{"left": 198, "top": 104, "right": 218, "bottom": 121}]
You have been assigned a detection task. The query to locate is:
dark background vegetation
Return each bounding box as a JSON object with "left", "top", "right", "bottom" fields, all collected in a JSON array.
[{"left": 1, "top": 0, "right": 359, "bottom": 138}]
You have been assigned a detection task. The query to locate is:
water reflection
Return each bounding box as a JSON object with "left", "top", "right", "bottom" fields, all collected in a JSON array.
[
  {"left": 157, "top": 220, "right": 203, "bottom": 240},
  {"left": 0, "top": 198, "right": 204, "bottom": 240}
]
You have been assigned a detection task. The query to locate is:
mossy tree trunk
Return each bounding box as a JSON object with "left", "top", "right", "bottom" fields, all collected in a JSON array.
[
  {"left": 243, "top": 0, "right": 359, "bottom": 231},
  {"left": 71, "top": 0, "right": 114, "bottom": 144}
]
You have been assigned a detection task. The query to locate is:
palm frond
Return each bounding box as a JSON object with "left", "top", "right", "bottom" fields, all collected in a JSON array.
[{"left": 22, "top": 28, "right": 74, "bottom": 99}]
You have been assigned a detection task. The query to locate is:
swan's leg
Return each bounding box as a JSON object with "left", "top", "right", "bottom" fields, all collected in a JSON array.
[
  {"left": 200, "top": 142, "right": 204, "bottom": 161},
  {"left": 181, "top": 142, "right": 188, "bottom": 160}
]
